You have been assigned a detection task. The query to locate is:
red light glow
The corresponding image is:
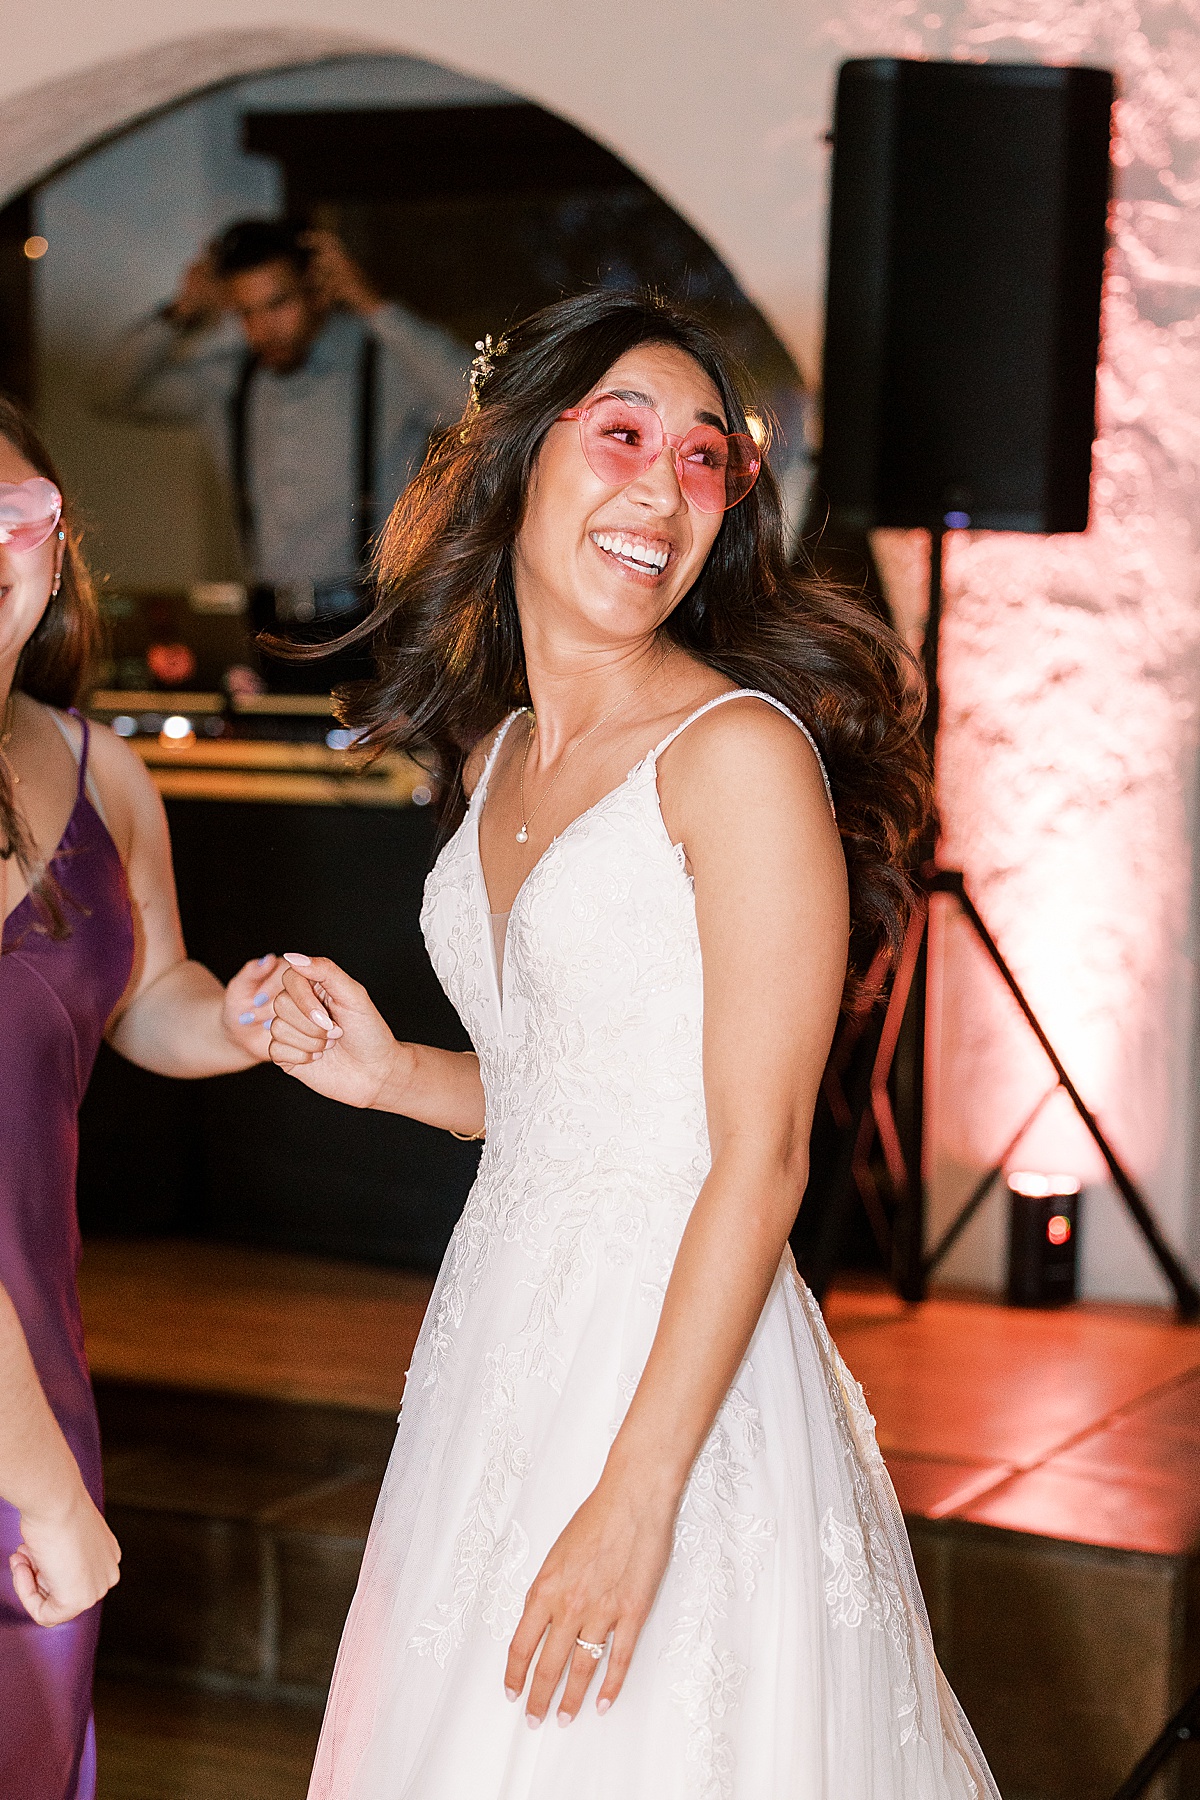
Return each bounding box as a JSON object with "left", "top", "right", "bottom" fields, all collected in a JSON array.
[{"left": 1047, "top": 1214, "right": 1072, "bottom": 1247}]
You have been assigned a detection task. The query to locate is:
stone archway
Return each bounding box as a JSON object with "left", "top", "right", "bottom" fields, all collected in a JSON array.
[
  {"left": 26, "top": 42, "right": 809, "bottom": 590},
  {"left": 0, "top": 9, "right": 838, "bottom": 376},
  {"left": 1, "top": 31, "right": 374, "bottom": 207}
]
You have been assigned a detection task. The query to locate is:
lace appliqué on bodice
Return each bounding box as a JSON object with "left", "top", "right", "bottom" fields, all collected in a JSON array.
[
  {"left": 374, "top": 693, "right": 997, "bottom": 1800},
  {"left": 411, "top": 696, "right": 820, "bottom": 1777}
]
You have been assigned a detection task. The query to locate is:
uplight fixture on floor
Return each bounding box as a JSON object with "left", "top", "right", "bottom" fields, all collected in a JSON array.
[{"left": 1005, "top": 1172, "right": 1081, "bottom": 1309}]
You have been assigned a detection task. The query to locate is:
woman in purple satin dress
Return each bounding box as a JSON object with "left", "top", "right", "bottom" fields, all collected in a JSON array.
[{"left": 0, "top": 397, "right": 285, "bottom": 1800}]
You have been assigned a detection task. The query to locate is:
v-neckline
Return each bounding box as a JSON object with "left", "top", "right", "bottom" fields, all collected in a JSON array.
[
  {"left": 1, "top": 787, "right": 86, "bottom": 936},
  {"left": 471, "top": 753, "right": 653, "bottom": 1021}
]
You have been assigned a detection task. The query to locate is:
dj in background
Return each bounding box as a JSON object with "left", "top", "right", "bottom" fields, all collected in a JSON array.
[{"left": 96, "top": 219, "right": 469, "bottom": 645}]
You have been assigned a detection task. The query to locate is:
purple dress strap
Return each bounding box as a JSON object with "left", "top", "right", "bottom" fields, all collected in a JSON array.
[
  {"left": 0, "top": 709, "right": 134, "bottom": 1800},
  {"left": 71, "top": 711, "right": 92, "bottom": 802}
]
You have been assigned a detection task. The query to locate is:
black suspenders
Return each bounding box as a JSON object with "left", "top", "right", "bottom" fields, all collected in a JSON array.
[
  {"left": 356, "top": 332, "right": 378, "bottom": 569},
  {"left": 229, "top": 348, "right": 258, "bottom": 558},
  {"left": 229, "top": 330, "right": 378, "bottom": 577}
]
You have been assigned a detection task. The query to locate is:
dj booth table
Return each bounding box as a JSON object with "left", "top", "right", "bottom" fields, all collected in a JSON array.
[{"left": 77, "top": 693, "right": 480, "bottom": 1271}]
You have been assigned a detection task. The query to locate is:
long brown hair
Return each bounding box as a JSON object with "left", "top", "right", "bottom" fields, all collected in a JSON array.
[
  {"left": 338, "top": 292, "right": 929, "bottom": 989},
  {"left": 0, "top": 394, "right": 102, "bottom": 942}
]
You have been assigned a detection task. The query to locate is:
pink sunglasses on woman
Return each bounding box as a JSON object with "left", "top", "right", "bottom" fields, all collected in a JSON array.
[
  {"left": 0, "top": 478, "right": 63, "bottom": 553},
  {"left": 560, "top": 395, "right": 761, "bottom": 513}
]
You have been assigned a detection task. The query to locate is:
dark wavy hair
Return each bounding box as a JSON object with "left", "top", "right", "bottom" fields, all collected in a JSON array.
[
  {"left": 0, "top": 394, "right": 102, "bottom": 943},
  {"left": 212, "top": 217, "right": 312, "bottom": 280},
  {"left": 336, "top": 291, "right": 929, "bottom": 990}
]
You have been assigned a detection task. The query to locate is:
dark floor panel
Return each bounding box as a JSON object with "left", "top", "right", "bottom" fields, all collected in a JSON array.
[{"left": 94, "top": 1677, "right": 321, "bottom": 1800}]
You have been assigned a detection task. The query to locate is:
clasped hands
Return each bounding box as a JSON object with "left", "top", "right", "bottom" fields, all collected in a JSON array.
[
  {"left": 267, "top": 952, "right": 682, "bottom": 1722},
  {"left": 266, "top": 953, "right": 398, "bottom": 1108}
]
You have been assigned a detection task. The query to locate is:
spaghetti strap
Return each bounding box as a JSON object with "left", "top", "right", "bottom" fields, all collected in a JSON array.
[
  {"left": 54, "top": 706, "right": 111, "bottom": 829},
  {"left": 71, "top": 710, "right": 91, "bottom": 802},
  {"left": 651, "top": 688, "right": 835, "bottom": 811},
  {"left": 473, "top": 709, "right": 527, "bottom": 807},
  {"left": 48, "top": 706, "right": 90, "bottom": 800}
]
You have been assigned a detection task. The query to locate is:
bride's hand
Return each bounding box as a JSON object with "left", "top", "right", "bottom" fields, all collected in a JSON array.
[
  {"left": 268, "top": 954, "right": 400, "bottom": 1108},
  {"left": 504, "top": 1471, "right": 677, "bottom": 1727}
]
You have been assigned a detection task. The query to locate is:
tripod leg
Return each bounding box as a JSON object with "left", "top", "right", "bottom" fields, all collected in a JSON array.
[
  {"left": 936, "top": 872, "right": 1200, "bottom": 1319},
  {"left": 870, "top": 897, "right": 930, "bottom": 1301},
  {"left": 800, "top": 1007, "right": 887, "bottom": 1301},
  {"left": 850, "top": 1105, "right": 896, "bottom": 1259},
  {"left": 922, "top": 1082, "right": 1060, "bottom": 1279},
  {"left": 1110, "top": 1678, "right": 1200, "bottom": 1800}
]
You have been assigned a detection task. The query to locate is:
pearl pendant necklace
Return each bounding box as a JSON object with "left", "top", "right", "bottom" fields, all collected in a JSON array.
[{"left": 516, "top": 647, "right": 670, "bottom": 846}]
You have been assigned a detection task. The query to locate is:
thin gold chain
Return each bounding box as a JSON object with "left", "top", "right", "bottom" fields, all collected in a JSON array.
[{"left": 516, "top": 645, "right": 670, "bottom": 845}]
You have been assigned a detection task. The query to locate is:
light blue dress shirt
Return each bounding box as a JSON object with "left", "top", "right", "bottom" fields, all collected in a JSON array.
[{"left": 98, "top": 304, "right": 469, "bottom": 589}]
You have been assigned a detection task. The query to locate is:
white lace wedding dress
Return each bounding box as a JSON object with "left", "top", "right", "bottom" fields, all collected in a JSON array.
[{"left": 307, "top": 691, "right": 999, "bottom": 1800}]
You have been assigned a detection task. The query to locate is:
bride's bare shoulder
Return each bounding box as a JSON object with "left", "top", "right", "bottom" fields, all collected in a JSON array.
[{"left": 657, "top": 691, "right": 834, "bottom": 843}]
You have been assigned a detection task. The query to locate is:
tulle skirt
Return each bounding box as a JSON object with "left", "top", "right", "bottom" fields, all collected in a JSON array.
[{"left": 307, "top": 1234, "right": 997, "bottom": 1800}]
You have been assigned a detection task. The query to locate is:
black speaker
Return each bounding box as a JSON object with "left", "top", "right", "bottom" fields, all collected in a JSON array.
[{"left": 820, "top": 58, "right": 1113, "bottom": 534}]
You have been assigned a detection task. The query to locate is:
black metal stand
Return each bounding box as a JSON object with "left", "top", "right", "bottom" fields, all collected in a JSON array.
[
  {"left": 1110, "top": 1680, "right": 1200, "bottom": 1800},
  {"left": 818, "top": 529, "right": 1200, "bottom": 1320}
]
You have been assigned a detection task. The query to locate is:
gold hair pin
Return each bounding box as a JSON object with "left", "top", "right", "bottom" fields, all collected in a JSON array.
[{"left": 468, "top": 333, "right": 507, "bottom": 406}]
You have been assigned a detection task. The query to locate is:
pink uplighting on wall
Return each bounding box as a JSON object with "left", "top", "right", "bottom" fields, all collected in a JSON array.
[{"left": 837, "top": 0, "right": 1200, "bottom": 1297}]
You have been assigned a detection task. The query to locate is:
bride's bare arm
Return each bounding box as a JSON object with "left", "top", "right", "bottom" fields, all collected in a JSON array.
[
  {"left": 269, "top": 953, "right": 486, "bottom": 1135},
  {"left": 504, "top": 698, "right": 848, "bottom": 1726}
]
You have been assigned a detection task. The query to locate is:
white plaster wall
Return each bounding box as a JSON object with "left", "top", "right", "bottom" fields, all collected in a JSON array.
[{"left": 3, "top": 1, "right": 1198, "bottom": 1303}]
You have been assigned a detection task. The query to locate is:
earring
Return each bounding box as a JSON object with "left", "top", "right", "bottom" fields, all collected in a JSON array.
[{"left": 50, "top": 574, "right": 62, "bottom": 598}]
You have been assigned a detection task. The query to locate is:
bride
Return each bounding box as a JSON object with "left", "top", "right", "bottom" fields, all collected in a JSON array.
[{"left": 270, "top": 292, "right": 998, "bottom": 1799}]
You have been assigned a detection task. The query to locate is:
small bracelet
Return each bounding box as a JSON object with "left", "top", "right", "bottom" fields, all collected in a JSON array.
[{"left": 449, "top": 1126, "right": 486, "bottom": 1142}]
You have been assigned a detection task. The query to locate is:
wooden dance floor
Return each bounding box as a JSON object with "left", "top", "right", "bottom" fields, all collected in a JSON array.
[{"left": 79, "top": 1240, "right": 1200, "bottom": 1800}]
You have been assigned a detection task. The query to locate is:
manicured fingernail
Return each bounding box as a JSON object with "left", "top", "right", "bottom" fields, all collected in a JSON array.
[
  {"left": 526, "top": 1713, "right": 541, "bottom": 1731},
  {"left": 257, "top": 954, "right": 271, "bottom": 968},
  {"left": 253, "top": 990, "right": 269, "bottom": 1006},
  {"left": 311, "top": 1050, "right": 323, "bottom": 1060},
  {"left": 238, "top": 1011, "right": 256, "bottom": 1025},
  {"left": 504, "top": 1686, "right": 519, "bottom": 1702},
  {"left": 311, "top": 1007, "right": 334, "bottom": 1030},
  {"left": 556, "top": 1709, "right": 571, "bottom": 1728},
  {"left": 597, "top": 1697, "right": 611, "bottom": 1715},
  {"left": 283, "top": 952, "right": 311, "bottom": 967},
  {"left": 262, "top": 1020, "right": 272, "bottom": 1031}
]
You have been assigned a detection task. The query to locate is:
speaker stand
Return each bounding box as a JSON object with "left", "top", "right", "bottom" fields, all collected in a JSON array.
[{"left": 833, "top": 530, "right": 1200, "bottom": 1321}]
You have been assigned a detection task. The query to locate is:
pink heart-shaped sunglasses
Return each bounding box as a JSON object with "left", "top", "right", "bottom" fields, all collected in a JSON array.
[
  {"left": 0, "top": 478, "right": 63, "bottom": 553},
  {"left": 559, "top": 396, "right": 761, "bottom": 513}
]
